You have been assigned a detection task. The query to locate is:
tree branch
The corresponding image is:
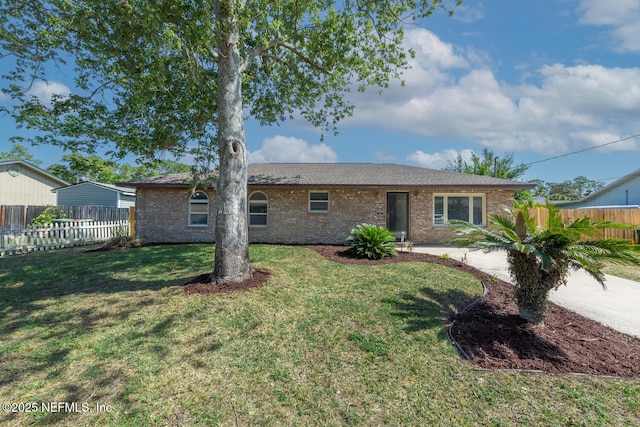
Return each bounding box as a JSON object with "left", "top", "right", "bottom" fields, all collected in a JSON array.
[
  {"left": 274, "top": 40, "right": 333, "bottom": 74},
  {"left": 206, "top": 45, "right": 219, "bottom": 61},
  {"left": 240, "top": 38, "right": 333, "bottom": 76},
  {"left": 239, "top": 43, "right": 268, "bottom": 73}
]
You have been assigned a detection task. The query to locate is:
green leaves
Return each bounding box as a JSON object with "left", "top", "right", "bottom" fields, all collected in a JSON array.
[
  {"left": 450, "top": 200, "right": 640, "bottom": 324},
  {"left": 2, "top": 0, "right": 462, "bottom": 280},
  {"left": 1, "top": 0, "right": 459, "bottom": 159},
  {"left": 444, "top": 148, "right": 529, "bottom": 181},
  {"left": 32, "top": 205, "right": 67, "bottom": 227},
  {"left": 1, "top": 0, "right": 219, "bottom": 167},
  {"left": 346, "top": 223, "right": 397, "bottom": 260},
  {"left": 449, "top": 200, "right": 640, "bottom": 287}
]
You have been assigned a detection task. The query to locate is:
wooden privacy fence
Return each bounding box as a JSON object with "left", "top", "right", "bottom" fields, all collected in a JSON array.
[
  {"left": 0, "top": 220, "right": 131, "bottom": 256},
  {"left": 529, "top": 208, "right": 640, "bottom": 244},
  {"left": 0, "top": 205, "right": 131, "bottom": 230}
]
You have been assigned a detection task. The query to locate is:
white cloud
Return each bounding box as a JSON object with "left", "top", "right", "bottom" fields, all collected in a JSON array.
[
  {"left": 568, "top": 130, "right": 639, "bottom": 152},
  {"left": 357, "top": 28, "right": 469, "bottom": 106},
  {"left": 27, "top": 81, "right": 71, "bottom": 107},
  {"left": 404, "top": 28, "right": 469, "bottom": 70},
  {"left": 407, "top": 148, "right": 474, "bottom": 169},
  {"left": 249, "top": 135, "right": 338, "bottom": 163},
  {"left": 453, "top": 5, "right": 485, "bottom": 24},
  {"left": 534, "top": 64, "right": 640, "bottom": 115},
  {"left": 578, "top": 0, "right": 638, "bottom": 25},
  {"left": 578, "top": 0, "right": 640, "bottom": 52},
  {"left": 342, "top": 29, "right": 640, "bottom": 157}
]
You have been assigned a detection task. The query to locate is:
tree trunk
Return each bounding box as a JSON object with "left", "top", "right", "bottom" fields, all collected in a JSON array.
[
  {"left": 508, "top": 251, "right": 550, "bottom": 326},
  {"left": 514, "top": 285, "right": 549, "bottom": 326},
  {"left": 508, "top": 250, "right": 570, "bottom": 326},
  {"left": 211, "top": 2, "right": 253, "bottom": 283}
]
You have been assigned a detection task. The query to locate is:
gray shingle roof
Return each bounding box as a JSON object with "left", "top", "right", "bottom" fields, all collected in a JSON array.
[
  {"left": 53, "top": 181, "right": 136, "bottom": 196},
  {"left": 121, "top": 163, "right": 534, "bottom": 189}
]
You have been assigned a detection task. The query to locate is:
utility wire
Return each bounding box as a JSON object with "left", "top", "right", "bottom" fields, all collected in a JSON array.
[{"left": 524, "top": 133, "right": 640, "bottom": 166}]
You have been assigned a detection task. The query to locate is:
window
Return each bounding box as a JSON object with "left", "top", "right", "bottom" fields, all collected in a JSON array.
[
  {"left": 434, "top": 194, "right": 485, "bottom": 226},
  {"left": 249, "top": 192, "right": 268, "bottom": 227},
  {"left": 309, "top": 191, "right": 329, "bottom": 212},
  {"left": 189, "top": 191, "right": 209, "bottom": 226}
]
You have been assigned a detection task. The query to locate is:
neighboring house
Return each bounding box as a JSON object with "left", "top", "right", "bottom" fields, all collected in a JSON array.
[
  {"left": 121, "top": 163, "right": 534, "bottom": 245},
  {"left": 554, "top": 169, "right": 640, "bottom": 209},
  {"left": 54, "top": 181, "right": 136, "bottom": 208},
  {"left": 0, "top": 159, "right": 69, "bottom": 205}
]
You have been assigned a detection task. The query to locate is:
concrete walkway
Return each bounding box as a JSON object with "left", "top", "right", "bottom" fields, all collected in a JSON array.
[{"left": 411, "top": 246, "right": 640, "bottom": 338}]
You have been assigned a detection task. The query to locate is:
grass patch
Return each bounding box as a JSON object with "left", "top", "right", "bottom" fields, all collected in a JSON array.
[
  {"left": 0, "top": 244, "right": 638, "bottom": 426},
  {"left": 603, "top": 262, "right": 640, "bottom": 282}
]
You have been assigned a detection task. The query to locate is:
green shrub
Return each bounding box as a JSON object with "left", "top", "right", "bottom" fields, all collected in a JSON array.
[
  {"left": 32, "top": 206, "right": 67, "bottom": 227},
  {"left": 346, "top": 223, "right": 397, "bottom": 260}
]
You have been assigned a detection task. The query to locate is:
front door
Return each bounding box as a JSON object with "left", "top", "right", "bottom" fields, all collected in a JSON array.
[{"left": 387, "top": 192, "right": 409, "bottom": 241}]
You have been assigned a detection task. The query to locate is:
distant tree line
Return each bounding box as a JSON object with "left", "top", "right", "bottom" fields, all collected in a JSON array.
[
  {"left": 0, "top": 144, "right": 191, "bottom": 184},
  {"left": 527, "top": 177, "right": 604, "bottom": 201},
  {"left": 444, "top": 148, "right": 604, "bottom": 201}
]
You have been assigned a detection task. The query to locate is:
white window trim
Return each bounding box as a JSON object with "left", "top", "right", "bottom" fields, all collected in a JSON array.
[
  {"left": 308, "top": 191, "right": 330, "bottom": 213},
  {"left": 189, "top": 191, "right": 209, "bottom": 227},
  {"left": 249, "top": 191, "right": 268, "bottom": 228},
  {"left": 433, "top": 193, "right": 486, "bottom": 226}
]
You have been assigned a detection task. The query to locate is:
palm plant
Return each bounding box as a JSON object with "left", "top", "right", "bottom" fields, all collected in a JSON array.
[
  {"left": 346, "top": 223, "right": 397, "bottom": 260},
  {"left": 447, "top": 200, "right": 640, "bottom": 325}
]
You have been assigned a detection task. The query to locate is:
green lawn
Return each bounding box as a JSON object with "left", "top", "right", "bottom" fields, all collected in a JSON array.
[
  {"left": 1, "top": 244, "right": 638, "bottom": 426},
  {"left": 604, "top": 262, "right": 640, "bottom": 283}
]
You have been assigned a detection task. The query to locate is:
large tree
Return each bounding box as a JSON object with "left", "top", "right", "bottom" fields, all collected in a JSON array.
[
  {"left": 1, "top": 0, "right": 461, "bottom": 283},
  {"left": 46, "top": 153, "right": 119, "bottom": 183},
  {"left": 0, "top": 143, "right": 42, "bottom": 166},
  {"left": 444, "top": 148, "right": 529, "bottom": 180},
  {"left": 47, "top": 153, "right": 192, "bottom": 184}
]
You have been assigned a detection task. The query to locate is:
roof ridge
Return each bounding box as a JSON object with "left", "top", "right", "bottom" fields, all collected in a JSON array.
[{"left": 120, "top": 163, "right": 533, "bottom": 189}]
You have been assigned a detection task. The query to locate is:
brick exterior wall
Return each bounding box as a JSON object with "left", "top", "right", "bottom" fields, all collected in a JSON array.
[
  {"left": 135, "top": 188, "right": 217, "bottom": 243},
  {"left": 249, "top": 188, "right": 386, "bottom": 244},
  {"left": 135, "top": 186, "right": 515, "bottom": 245}
]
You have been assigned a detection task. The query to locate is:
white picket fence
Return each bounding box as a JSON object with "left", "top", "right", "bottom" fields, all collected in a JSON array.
[{"left": 0, "top": 220, "right": 131, "bottom": 256}]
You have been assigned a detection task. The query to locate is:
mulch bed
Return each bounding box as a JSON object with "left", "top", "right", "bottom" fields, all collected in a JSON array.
[
  {"left": 308, "top": 245, "right": 640, "bottom": 379},
  {"left": 183, "top": 269, "right": 272, "bottom": 295},
  {"left": 182, "top": 245, "right": 640, "bottom": 378}
]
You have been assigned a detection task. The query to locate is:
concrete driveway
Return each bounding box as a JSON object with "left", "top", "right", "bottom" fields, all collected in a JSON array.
[{"left": 412, "top": 246, "right": 640, "bottom": 338}]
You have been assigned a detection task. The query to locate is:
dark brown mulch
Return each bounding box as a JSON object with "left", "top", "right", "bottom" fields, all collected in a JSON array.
[
  {"left": 85, "top": 239, "right": 143, "bottom": 252},
  {"left": 183, "top": 269, "right": 272, "bottom": 295},
  {"left": 308, "top": 245, "right": 640, "bottom": 378}
]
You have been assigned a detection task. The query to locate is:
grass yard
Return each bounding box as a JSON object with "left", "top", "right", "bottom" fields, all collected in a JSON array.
[
  {"left": 603, "top": 262, "right": 640, "bottom": 283},
  {"left": 1, "top": 244, "right": 639, "bottom": 426}
]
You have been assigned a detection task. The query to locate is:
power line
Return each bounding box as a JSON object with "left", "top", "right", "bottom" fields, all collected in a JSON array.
[{"left": 524, "top": 133, "right": 640, "bottom": 166}]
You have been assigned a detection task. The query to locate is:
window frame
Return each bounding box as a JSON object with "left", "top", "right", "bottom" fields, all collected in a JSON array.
[
  {"left": 249, "top": 191, "right": 268, "bottom": 228},
  {"left": 188, "top": 191, "right": 209, "bottom": 227},
  {"left": 308, "top": 191, "right": 330, "bottom": 213},
  {"left": 433, "top": 193, "right": 486, "bottom": 226}
]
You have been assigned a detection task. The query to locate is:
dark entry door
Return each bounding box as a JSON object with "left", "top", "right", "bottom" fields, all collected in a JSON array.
[{"left": 387, "top": 192, "right": 409, "bottom": 241}]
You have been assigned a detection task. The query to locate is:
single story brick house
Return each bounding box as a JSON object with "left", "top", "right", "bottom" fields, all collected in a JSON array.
[{"left": 121, "top": 163, "right": 534, "bottom": 245}]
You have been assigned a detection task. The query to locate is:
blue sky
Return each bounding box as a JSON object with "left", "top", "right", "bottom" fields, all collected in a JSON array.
[{"left": 2, "top": 0, "right": 640, "bottom": 185}]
